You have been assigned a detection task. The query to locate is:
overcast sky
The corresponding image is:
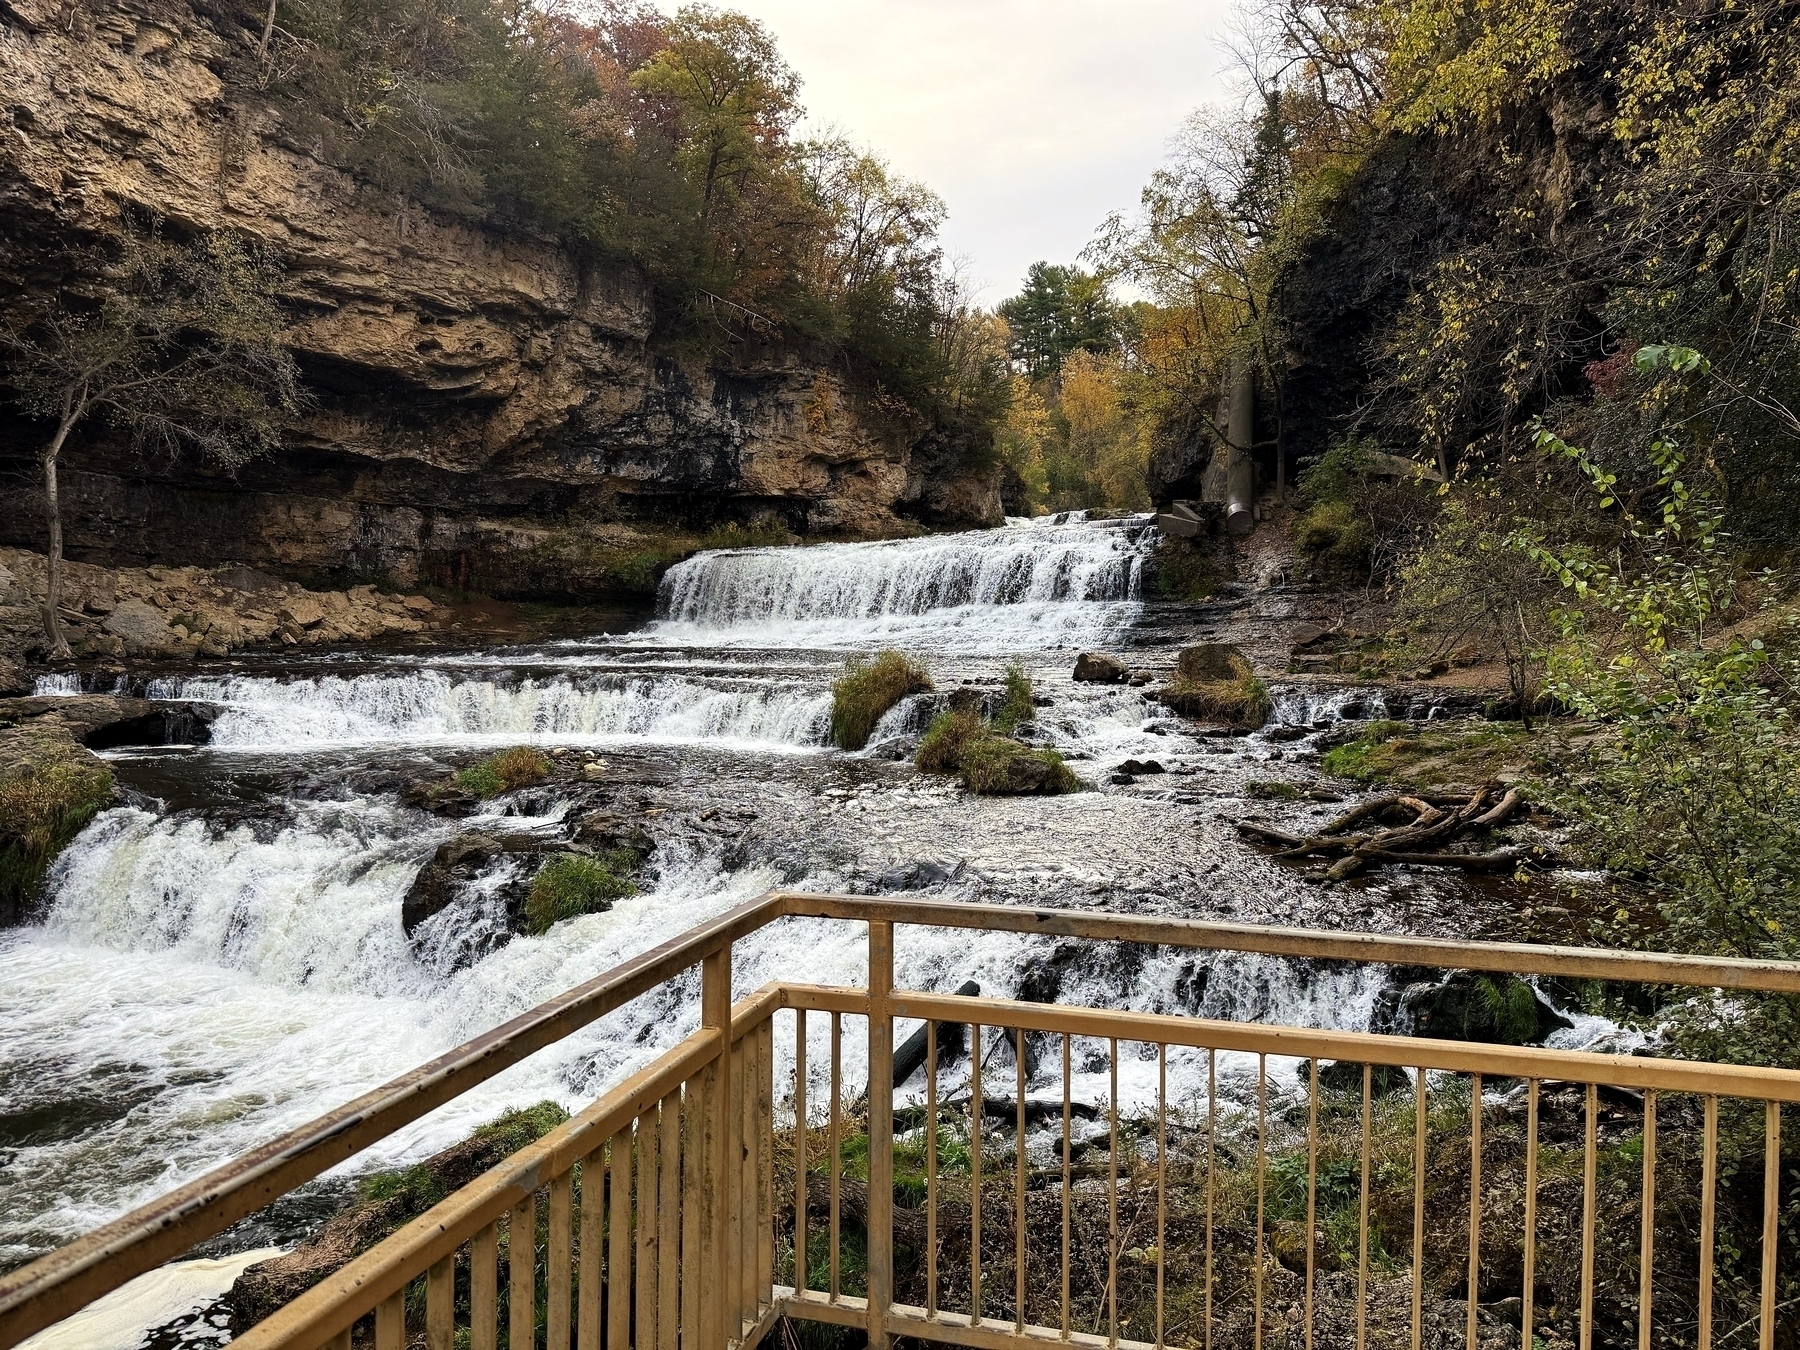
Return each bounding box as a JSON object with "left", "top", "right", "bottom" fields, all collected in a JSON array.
[{"left": 653, "top": 0, "right": 1242, "bottom": 304}]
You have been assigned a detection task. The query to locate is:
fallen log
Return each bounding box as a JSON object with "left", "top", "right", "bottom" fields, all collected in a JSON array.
[
  {"left": 1352, "top": 845, "right": 1536, "bottom": 871},
  {"left": 1320, "top": 793, "right": 1404, "bottom": 835},
  {"left": 1235, "top": 820, "right": 1306, "bottom": 847},
  {"left": 1472, "top": 787, "right": 1524, "bottom": 829}
]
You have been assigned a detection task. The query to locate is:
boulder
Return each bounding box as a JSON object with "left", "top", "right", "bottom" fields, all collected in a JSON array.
[
  {"left": 401, "top": 835, "right": 502, "bottom": 934},
  {"left": 1117, "top": 759, "right": 1165, "bottom": 775},
  {"left": 1176, "top": 643, "right": 1250, "bottom": 683},
  {"left": 1390, "top": 971, "right": 1572, "bottom": 1046},
  {"left": 279, "top": 595, "right": 325, "bottom": 629},
  {"left": 101, "top": 599, "right": 180, "bottom": 656},
  {"left": 1073, "top": 652, "right": 1130, "bottom": 683}
]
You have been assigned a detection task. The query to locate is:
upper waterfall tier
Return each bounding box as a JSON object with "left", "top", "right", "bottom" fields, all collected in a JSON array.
[{"left": 657, "top": 513, "right": 1153, "bottom": 630}]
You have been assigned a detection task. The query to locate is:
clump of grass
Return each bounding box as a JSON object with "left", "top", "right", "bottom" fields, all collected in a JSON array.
[
  {"left": 915, "top": 709, "right": 982, "bottom": 773},
  {"left": 523, "top": 850, "right": 637, "bottom": 935},
  {"left": 991, "top": 663, "right": 1035, "bottom": 734},
  {"left": 960, "top": 736, "right": 1080, "bottom": 795},
  {"left": 831, "top": 651, "right": 933, "bottom": 750},
  {"left": 452, "top": 746, "right": 551, "bottom": 799},
  {"left": 0, "top": 748, "right": 113, "bottom": 915},
  {"left": 1162, "top": 672, "right": 1273, "bottom": 728}
]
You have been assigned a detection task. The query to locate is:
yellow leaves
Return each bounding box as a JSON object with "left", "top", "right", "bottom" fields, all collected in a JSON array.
[{"left": 1381, "top": 0, "right": 1576, "bottom": 133}]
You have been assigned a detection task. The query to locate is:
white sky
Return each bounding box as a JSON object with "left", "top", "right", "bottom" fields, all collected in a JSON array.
[{"left": 653, "top": 0, "right": 1242, "bottom": 304}]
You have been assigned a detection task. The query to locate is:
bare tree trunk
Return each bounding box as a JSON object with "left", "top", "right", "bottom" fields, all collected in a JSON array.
[
  {"left": 40, "top": 392, "right": 77, "bottom": 661},
  {"left": 258, "top": 0, "right": 277, "bottom": 60}
]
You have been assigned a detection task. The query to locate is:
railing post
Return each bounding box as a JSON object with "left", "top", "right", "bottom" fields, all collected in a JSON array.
[
  {"left": 867, "top": 921, "right": 895, "bottom": 1350},
  {"left": 703, "top": 943, "right": 733, "bottom": 1348}
]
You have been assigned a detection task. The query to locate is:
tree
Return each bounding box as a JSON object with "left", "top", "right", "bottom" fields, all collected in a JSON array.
[
  {"left": 1, "top": 225, "right": 303, "bottom": 658},
  {"left": 630, "top": 6, "right": 801, "bottom": 237},
  {"left": 997, "top": 263, "right": 1119, "bottom": 380}
]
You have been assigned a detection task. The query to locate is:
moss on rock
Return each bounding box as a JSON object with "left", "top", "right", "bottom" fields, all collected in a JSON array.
[{"left": 0, "top": 721, "right": 113, "bottom": 921}]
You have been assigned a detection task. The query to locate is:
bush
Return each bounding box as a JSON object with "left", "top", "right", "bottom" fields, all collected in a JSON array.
[
  {"left": 523, "top": 851, "right": 637, "bottom": 936},
  {"left": 831, "top": 651, "right": 933, "bottom": 750},
  {"left": 0, "top": 741, "right": 113, "bottom": 916},
  {"left": 453, "top": 746, "right": 550, "bottom": 799}
]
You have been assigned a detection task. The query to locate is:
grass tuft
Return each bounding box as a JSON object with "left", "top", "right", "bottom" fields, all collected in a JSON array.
[
  {"left": 991, "top": 663, "right": 1035, "bottom": 734},
  {"left": 831, "top": 651, "right": 933, "bottom": 750},
  {"left": 451, "top": 746, "right": 551, "bottom": 799},
  {"left": 523, "top": 851, "right": 637, "bottom": 935},
  {"left": 915, "top": 709, "right": 982, "bottom": 773}
]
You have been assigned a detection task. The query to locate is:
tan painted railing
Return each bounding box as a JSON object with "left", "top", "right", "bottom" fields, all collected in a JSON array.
[{"left": 5, "top": 892, "right": 1800, "bottom": 1350}]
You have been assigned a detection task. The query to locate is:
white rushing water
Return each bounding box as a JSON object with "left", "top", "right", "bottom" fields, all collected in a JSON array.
[
  {"left": 647, "top": 512, "right": 1153, "bottom": 652},
  {"left": 143, "top": 669, "right": 834, "bottom": 751}
]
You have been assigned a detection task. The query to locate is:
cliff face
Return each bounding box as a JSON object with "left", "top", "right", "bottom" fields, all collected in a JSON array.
[{"left": 0, "top": 0, "right": 1002, "bottom": 599}]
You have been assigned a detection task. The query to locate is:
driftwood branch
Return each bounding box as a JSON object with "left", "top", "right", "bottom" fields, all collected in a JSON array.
[{"left": 1242, "top": 786, "right": 1539, "bottom": 880}]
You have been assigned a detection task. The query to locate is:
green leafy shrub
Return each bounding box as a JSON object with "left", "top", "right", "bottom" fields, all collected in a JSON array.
[
  {"left": 523, "top": 852, "right": 638, "bottom": 935},
  {"left": 452, "top": 746, "right": 550, "bottom": 800},
  {"left": 831, "top": 651, "right": 933, "bottom": 750}
]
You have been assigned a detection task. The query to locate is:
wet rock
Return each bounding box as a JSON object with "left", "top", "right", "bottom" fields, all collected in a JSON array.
[
  {"left": 1073, "top": 652, "right": 1130, "bottom": 683},
  {"left": 101, "top": 599, "right": 181, "bottom": 656},
  {"left": 872, "top": 858, "right": 963, "bottom": 891},
  {"left": 1117, "top": 759, "right": 1165, "bottom": 775},
  {"left": 1384, "top": 970, "right": 1573, "bottom": 1046},
  {"left": 401, "top": 835, "right": 502, "bottom": 935},
  {"left": 1176, "top": 643, "right": 1249, "bottom": 683},
  {"left": 574, "top": 811, "right": 653, "bottom": 862},
  {"left": 1109, "top": 771, "right": 1137, "bottom": 785},
  {"left": 82, "top": 703, "right": 214, "bottom": 749}
]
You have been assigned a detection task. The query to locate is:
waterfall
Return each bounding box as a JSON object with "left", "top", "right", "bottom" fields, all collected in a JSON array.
[
  {"left": 145, "top": 670, "right": 834, "bottom": 751},
  {"left": 651, "top": 514, "right": 1154, "bottom": 650}
]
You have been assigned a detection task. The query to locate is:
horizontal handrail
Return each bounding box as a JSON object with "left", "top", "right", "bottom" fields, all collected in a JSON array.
[
  {"left": 887, "top": 990, "right": 1800, "bottom": 1102},
  {"left": 8, "top": 888, "right": 1800, "bottom": 1349},
  {"left": 779, "top": 893, "right": 1800, "bottom": 993}
]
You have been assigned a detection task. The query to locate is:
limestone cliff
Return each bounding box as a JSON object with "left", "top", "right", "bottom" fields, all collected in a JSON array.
[{"left": 0, "top": 0, "right": 1002, "bottom": 599}]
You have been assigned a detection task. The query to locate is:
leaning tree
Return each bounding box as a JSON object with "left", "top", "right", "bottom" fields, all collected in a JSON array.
[{"left": 1, "top": 221, "right": 303, "bottom": 658}]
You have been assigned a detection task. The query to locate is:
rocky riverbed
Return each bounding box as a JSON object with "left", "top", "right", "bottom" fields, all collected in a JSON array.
[{"left": 0, "top": 513, "right": 1601, "bottom": 1348}]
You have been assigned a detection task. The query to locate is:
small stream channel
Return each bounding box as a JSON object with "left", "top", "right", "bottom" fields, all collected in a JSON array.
[{"left": 1, "top": 513, "right": 1607, "bottom": 1345}]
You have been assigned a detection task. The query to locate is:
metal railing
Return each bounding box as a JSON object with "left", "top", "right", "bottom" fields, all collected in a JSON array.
[{"left": 5, "top": 892, "right": 1800, "bottom": 1350}]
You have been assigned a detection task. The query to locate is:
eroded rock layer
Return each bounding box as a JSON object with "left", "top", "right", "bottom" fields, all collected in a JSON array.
[{"left": 0, "top": 0, "right": 1001, "bottom": 597}]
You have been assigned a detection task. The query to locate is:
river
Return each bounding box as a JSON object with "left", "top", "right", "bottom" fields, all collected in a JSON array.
[{"left": 0, "top": 512, "right": 1588, "bottom": 1344}]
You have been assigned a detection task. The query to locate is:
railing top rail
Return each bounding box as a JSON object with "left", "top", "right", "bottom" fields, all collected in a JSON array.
[
  {"left": 9, "top": 887, "right": 1800, "bottom": 1349},
  {"left": 775, "top": 892, "right": 1800, "bottom": 994}
]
